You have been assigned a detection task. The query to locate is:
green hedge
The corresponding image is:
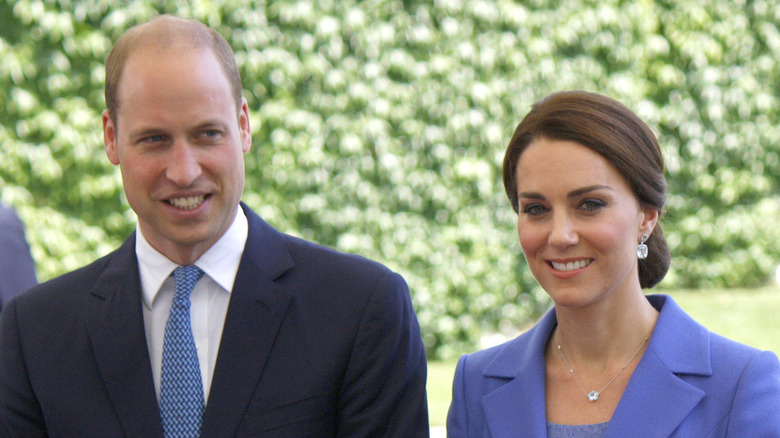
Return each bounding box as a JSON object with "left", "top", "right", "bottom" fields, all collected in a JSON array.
[{"left": 2, "top": 0, "right": 778, "bottom": 359}]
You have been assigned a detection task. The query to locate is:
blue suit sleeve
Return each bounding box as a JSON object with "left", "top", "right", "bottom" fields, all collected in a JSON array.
[
  {"left": 0, "top": 300, "right": 47, "bottom": 437},
  {"left": 727, "top": 350, "right": 780, "bottom": 436},
  {"left": 336, "top": 271, "right": 429, "bottom": 437}
]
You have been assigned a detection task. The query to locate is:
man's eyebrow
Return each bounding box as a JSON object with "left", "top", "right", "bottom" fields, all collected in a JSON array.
[
  {"left": 193, "top": 119, "right": 230, "bottom": 129},
  {"left": 128, "top": 127, "right": 166, "bottom": 138}
]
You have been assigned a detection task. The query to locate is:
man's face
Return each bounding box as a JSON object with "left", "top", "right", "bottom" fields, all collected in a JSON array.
[{"left": 103, "top": 45, "right": 251, "bottom": 265}]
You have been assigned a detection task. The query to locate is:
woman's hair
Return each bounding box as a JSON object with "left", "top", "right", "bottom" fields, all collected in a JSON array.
[{"left": 502, "top": 90, "right": 670, "bottom": 288}]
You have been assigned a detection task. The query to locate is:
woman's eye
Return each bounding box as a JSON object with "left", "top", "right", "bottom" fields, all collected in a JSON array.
[
  {"left": 580, "top": 199, "right": 606, "bottom": 212},
  {"left": 522, "top": 204, "right": 548, "bottom": 216}
]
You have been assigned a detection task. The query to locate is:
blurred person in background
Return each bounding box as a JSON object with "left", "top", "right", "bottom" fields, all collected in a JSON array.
[
  {"left": 0, "top": 15, "right": 428, "bottom": 437},
  {"left": 447, "top": 90, "right": 780, "bottom": 437},
  {"left": 0, "top": 203, "right": 38, "bottom": 310}
]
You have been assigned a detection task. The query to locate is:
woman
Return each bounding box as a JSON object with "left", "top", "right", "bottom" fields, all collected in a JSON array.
[{"left": 447, "top": 91, "right": 780, "bottom": 437}]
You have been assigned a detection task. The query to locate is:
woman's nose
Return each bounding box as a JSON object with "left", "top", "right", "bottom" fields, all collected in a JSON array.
[{"left": 548, "top": 213, "right": 579, "bottom": 248}]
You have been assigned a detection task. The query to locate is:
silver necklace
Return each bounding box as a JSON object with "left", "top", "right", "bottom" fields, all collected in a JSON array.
[{"left": 556, "top": 336, "right": 648, "bottom": 402}]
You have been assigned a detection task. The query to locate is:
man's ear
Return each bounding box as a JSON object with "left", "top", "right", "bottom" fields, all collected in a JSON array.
[
  {"left": 239, "top": 98, "right": 252, "bottom": 154},
  {"left": 102, "top": 110, "right": 120, "bottom": 165}
]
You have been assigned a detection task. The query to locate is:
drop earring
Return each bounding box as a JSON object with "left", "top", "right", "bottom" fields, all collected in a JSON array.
[{"left": 637, "top": 234, "right": 649, "bottom": 259}]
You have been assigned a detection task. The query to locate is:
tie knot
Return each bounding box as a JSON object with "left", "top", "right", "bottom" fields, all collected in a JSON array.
[{"left": 173, "top": 265, "right": 205, "bottom": 300}]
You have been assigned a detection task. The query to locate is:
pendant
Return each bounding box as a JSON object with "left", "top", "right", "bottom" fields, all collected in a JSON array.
[
  {"left": 588, "top": 391, "right": 600, "bottom": 402},
  {"left": 637, "top": 243, "right": 648, "bottom": 259}
]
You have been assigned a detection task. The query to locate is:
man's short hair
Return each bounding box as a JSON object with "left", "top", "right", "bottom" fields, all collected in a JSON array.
[{"left": 104, "top": 15, "right": 242, "bottom": 126}]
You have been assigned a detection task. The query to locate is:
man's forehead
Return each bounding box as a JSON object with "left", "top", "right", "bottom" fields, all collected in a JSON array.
[
  {"left": 113, "top": 48, "right": 236, "bottom": 129},
  {"left": 124, "top": 41, "right": 210, "bottom": 66},
  {"left": 119, "top": 45, "right": 222, "bottom": 90}
]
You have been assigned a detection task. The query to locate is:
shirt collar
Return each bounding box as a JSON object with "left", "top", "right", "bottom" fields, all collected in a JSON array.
[{"left": 137, "top": 205, "right": 249, "bottom": 309}]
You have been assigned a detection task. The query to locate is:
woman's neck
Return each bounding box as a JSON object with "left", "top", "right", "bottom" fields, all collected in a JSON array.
[{"left": 552, "top": 291, "right": 659, "bottom": 366}]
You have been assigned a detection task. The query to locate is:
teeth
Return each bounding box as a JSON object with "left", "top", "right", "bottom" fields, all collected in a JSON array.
[
  {"left": 168, "top": 195, "right": 205, "bottom": 210},
  {"left": 551, "top": 259, "right": 591, "bottom": 271}
]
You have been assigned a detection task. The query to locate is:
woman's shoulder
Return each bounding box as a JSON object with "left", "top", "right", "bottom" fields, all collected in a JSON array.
[
  {"left": 650, "top": 293, "right": 780, "bottom": 394},
  {"left": 650, "top": 293, "right": 775, "bottom": 366},
  {"left": 703, "top": 328, "right": 780, "bottom": 432},
  {"left": 707, "top": 330, "right": 780, "bottom": 376},
  {"left": 457, "top": 309, "right": 556, "bottom": 376},
  {"left": 458, "top": 336, "right": 527, "bottom": 372}
]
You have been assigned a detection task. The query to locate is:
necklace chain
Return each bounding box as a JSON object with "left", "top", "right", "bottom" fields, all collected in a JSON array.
[{"left": 556, "top": 336, "right": 648, "bottom": 402}]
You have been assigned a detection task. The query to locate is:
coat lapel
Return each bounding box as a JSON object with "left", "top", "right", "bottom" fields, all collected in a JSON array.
[
  {"left": 606, "top": 295, "right": 709, "bottom": 437},
  {"left": 482, "top": 311, "right": 557, "bottom": 438},
  {"left": 481, "top": 295, "right": 711, "bottom": 437},
  {"left": 85, "top": 234, "right": 164, "bottom": 438},
  {"left": 201, "top": 205, "right": 294, "bottom": 438}
]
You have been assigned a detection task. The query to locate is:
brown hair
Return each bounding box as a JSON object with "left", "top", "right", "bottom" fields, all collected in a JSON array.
[
  {"left": 104, "top": 15, "right": 242, "bottom": 126},
  {"left": 502, "top": 90, "right": 670, "bottom": 288}
]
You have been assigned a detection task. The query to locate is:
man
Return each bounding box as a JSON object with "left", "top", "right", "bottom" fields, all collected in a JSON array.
[
  {"left": 0, "top": 15, "right": 428, "bottom": 437},
  {"left": 0, "top": 204, "right": 38, "bottom": 309}
]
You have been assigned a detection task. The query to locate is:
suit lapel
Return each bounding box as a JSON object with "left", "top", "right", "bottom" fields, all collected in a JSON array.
[
  {"left": 201, "top": 205, "right": 294, "bottom": 437},
  {"left": 482, "top": 311, "right": 557, "bottom": 438},
  {"left": 606, "top": 295, "right": 709, "bottom": 437},
  {"left": 85, "top": 234, "right": 164, "bottom": 438}
]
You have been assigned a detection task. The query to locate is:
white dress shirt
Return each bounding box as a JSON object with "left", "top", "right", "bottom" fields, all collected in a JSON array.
[{"left": 136, "top": 206, "right": 248, "bottom": 404}]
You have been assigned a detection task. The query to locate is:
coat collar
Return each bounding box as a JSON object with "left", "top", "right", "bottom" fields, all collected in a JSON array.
[
  {"left": 85, "top": 233, "right": 165, "bottom": 437},
  {"left": 607, "top": 295, "right": 708, "bottom": 437},
  {"left": 86, "top": 203, "right": 296, "bottom": 438},
  {"left": 200, "top": 203, "right": 295, "bottom": 437},
  {"left": 480, "top": 295, "right": 710, "bottom": 437},
  {"left": 481, "top": 309, "right": 554, "bottom": 438}
]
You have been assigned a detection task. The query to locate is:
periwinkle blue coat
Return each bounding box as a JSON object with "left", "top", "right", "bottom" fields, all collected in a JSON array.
[{"left": 448, "top": 295, "right": 780, "bottom": 437}]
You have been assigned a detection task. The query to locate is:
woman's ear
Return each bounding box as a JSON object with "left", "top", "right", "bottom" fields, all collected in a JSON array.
[{"left": 640, "top": 206, "right": 659, "bottom": 238}]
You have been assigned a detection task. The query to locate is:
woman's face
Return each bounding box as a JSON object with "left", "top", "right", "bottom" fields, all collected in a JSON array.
[{"left": 514, "top": 137, "right": 657, "bottom": 309}]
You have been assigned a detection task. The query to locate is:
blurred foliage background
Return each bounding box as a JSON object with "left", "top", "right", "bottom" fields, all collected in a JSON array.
[{"left": 1, "top": 0, "right": 779, "bottom": 359}]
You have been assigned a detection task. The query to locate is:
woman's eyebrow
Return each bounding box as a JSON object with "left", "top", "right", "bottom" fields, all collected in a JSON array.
[{"left": 568, "top": 185, "right": 612, "bottom": 198}]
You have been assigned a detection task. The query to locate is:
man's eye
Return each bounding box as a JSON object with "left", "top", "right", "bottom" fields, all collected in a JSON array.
[{"left": 143, "top": 135, "right": 165, "bottom": 143}]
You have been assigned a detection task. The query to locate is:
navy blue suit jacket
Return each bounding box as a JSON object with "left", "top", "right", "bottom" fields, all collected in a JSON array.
[
  {"left": 448, "top": 295, "right": 780, "bottom": 437},
  {"left": 0, "top": 205, "right": 37, "bottom": 309},
  {"left": 0, "top": 204, "right": 428, "bottom": 437}
]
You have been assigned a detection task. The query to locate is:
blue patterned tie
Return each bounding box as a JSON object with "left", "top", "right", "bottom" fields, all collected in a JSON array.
[{"left": 160, "top": 265, "right": 206, "bottom": 438}]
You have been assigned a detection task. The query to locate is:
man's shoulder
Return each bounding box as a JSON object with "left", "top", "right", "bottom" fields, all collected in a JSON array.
[
  {"left": 243, "top": 205, "right": 395, "bottom": 279},
  {"left": 282, "top": 232, "right": 390, "bottom": 273},
  {"left": 17, "top": 245, "right": 125, "bottom": 306}
]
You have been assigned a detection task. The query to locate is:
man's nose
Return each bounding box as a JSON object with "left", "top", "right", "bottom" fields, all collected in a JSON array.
[{"left": 165, "top": 141, "right": 202, "bottom": 186}]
